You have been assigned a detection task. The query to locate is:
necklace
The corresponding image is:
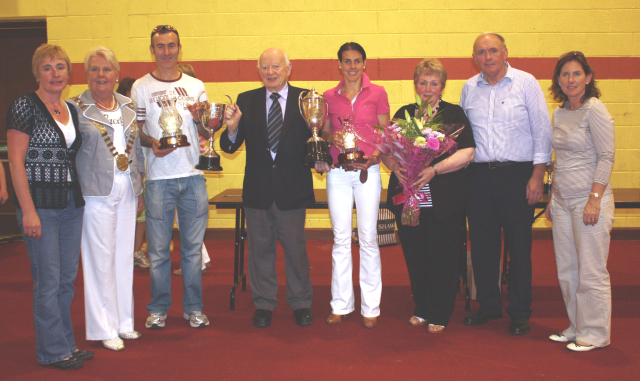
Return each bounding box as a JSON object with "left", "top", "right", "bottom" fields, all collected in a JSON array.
[
  {"left": 36, "top": 91, "right": 63, "bottom": 116},
  {"left": 42, "top": 99, "right": 62, "bottom": 115},
  {"left": 421, "top": 99, "right": 440, "bottom": 121},
  {"left": 94, "top": 95, "right": 117, "bottom": 111}
]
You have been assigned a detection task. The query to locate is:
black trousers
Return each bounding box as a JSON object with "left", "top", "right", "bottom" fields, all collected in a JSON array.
[
  {"left": 466, "top": 162, "right": 534, "bottom": 319},
  {"left": 394, "top": 206, "right": 464, "bottom": 326}
]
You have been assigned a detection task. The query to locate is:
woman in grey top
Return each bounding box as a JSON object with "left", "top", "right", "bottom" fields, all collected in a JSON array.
[
  {"left": 71, "top": 46, "right": 145, "bottom": 352},
  {"left": 545, "top": 52, "right": 615, "bottom": 352}
]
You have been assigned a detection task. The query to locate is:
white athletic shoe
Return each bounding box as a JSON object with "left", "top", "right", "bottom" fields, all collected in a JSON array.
[{"left": 184, "top": 311, "right": 209, "bottom": 328}]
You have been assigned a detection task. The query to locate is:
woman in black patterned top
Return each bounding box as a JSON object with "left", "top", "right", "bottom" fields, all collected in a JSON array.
[
  {"left": 6, "top": 44, "right": 92, "bottom": 370},
  {"left": 383, "top": 59, "right": 475, "bottom": 333}
]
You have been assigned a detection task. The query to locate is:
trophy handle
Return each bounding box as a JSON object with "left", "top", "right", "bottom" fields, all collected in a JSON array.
[
  {"left": 298, "top": 90, "right": 309, "bottom": 119},
  {"left": 197, "top": 91, "right": 207, "bottom": 104}
]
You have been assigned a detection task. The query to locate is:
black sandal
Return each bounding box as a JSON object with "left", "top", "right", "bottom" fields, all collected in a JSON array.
[
  {"left": 73, "top": 349, "right": 95, "bottom": 361},
  {"left": 47, "top": 356, "right": 84, "bottom": 370}
]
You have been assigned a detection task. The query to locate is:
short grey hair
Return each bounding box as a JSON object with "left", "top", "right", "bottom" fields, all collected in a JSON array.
[{"left": 84, "top": 46, "right": 120, "bottom": 74}]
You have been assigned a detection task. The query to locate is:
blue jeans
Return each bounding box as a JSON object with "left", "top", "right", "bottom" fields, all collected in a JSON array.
[
  {"left": 145, "top": 175, "right": 208, "bottom": 314},
  {"left": 17, "top": 190, "right": 84, "bottom": 364}
]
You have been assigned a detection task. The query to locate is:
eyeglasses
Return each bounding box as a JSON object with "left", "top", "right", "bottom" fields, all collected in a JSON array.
[{"left": 151, "top": 25, "right": 179, "bottom": 36}]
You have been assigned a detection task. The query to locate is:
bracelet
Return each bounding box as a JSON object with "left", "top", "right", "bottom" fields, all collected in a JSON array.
[{"left": 431, "top": 165, "right": 438, "bottom": 175}]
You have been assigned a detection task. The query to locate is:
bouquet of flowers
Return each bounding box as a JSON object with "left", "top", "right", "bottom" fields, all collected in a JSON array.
[{"left": 370, "top": 95, "right": 464, "bottom": 226}]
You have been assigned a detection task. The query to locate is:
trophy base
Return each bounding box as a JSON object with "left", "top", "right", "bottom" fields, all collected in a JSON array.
[
  {"left": 336, "top": 150, "right": 367, "bottom": 171},
  {"left": 195, "top": 155, "right": 223, "bottom": 171},
  {"left": 304, "top": 140, "right": 333, "bottom": 168},
  {"left": 159, "top": 135, "right": 191, "bottom": 149},
  {"left": 544, "top": 183, "right": 551, "bottom": 194}
]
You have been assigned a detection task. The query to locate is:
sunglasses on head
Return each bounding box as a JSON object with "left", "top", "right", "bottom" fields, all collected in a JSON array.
[
  {"left": 563, "top": 51, "right": 585, "bottom": 58},
  {"left": 151, "top": 25, "right": 178, "bottom": 36}
]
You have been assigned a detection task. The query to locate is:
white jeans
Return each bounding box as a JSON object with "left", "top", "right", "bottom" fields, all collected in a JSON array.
[
  {"left": 327, "top": 165, "right": 382, "bottom": 317},
  {"left": 551, "top": 192, "right": 614, "bottom": 347},
  {"left": 81, "top": 172, "right": 136, "bottom": 340}
]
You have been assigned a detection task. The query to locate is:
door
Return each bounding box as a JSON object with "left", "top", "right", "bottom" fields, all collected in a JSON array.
[{"left": 0, "top": 21, "right": 47, "bottom": 241}]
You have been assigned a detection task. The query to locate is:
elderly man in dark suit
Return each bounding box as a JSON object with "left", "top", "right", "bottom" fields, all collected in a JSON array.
[{"left": 221, "top": 47, "right": 315, "bottom": 328}]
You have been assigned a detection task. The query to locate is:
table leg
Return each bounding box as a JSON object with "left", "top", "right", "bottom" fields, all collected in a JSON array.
[
  {"left": 239, "top": 206, "right": 246, "bottom": 291},
  {"left": 230, "top": 206, "right": 247, "bottom": 311},
  {"left": 501, "top": 236, "right": 509, "bottom": 286},
  {"left": 462, "top": 215, "right": 470, "bottom": 311}
]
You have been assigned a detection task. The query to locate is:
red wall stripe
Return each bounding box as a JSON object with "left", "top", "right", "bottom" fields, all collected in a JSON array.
[{"left": 70, "top": 57, "right": 640, "bottom": 84}]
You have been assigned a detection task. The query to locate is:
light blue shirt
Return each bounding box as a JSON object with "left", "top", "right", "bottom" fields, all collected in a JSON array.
[{"left": 459, "top": 63, "right": 552, "bottom": 165}]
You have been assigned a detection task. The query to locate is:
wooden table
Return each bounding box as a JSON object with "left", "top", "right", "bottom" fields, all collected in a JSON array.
[
  {"left": 500, "top": 189, "right": 640, "bottom": 289},
  {"left": 211, "top": 188, "right": 640, "bottom": 311},
  {"left": 209, "top": 188, "right": 431, "bottom": 310}
]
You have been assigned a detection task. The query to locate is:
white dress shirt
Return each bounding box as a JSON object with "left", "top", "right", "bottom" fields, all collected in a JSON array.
[
  {"left": 229, "top": 84, "right": 289, "bottom": 160},
  {"left": 460, "top": 63, "right": 552, "bottom": 165}
]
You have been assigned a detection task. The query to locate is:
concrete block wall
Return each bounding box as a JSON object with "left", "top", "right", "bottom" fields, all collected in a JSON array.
[{"left": 2, "top": 0, "right": 639, "bottom": 228}]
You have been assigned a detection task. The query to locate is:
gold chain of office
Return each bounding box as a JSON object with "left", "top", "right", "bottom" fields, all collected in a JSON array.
[{"left": 73, "top": 97, "right": 137, "bottom": 171}]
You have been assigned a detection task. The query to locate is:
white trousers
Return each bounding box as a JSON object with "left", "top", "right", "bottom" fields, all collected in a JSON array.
[
  {"left": 550, "top": 192, "right": 614, "bottom": 347},
  {"left": 81, "top": 172, "right": 136, "bottom": 340},
  {"left": 327, "top": 165, "right": 382, "bottom": 317},
  {"left": 175, "top": 211, "right": 210, "bottom": 270}
]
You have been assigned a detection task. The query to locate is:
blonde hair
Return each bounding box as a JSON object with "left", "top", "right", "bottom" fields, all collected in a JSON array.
[
  {"left": 84, "top": 46, "right": 120, "bottom": 75},
  {"left": 32, "top": 43, "right": 72, "bottom": 80},
  {"left": 177, "top": 64, "right": 196, "bottom": 78},
  {"left": 413, "top": 58, "right": 448, "bottom": 89}
]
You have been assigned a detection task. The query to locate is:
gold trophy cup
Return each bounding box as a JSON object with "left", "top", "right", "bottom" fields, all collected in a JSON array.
[
  {"left": 298, "top": 87, "right": 332, "bottom": 167},
  {"left": 335, "top": 114, "right": 367, "bottom": 170},
  {"left": 158, "top": 98, "right": 191, "bottom": 149},
  {"left": 194, "top": 92, "right": 233, "bottom": 171}
]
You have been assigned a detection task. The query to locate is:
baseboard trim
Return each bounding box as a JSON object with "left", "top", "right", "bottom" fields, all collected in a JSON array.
[{"left": 178, "top": 227, "right": 640, "bottom": 241}]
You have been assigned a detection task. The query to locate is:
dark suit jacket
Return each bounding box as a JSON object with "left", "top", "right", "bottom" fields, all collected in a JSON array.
[{"left": 220, "top": 84, "right": 315, "bottom": 211}]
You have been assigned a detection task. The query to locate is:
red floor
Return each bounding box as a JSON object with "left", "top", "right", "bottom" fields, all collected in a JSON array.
[{"left": 0, "top": 239, "right": 639, "bottom": 380}]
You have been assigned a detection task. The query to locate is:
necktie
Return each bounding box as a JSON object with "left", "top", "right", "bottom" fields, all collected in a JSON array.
[{"left": 267, "top": 93, "right": 283, "bottom": 153}]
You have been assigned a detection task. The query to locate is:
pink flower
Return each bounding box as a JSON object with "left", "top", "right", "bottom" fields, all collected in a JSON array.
[{"left": 427, "top": 137, "right": 440, "bottom": 150}]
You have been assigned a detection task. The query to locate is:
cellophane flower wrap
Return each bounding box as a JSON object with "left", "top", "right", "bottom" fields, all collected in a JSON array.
[{"left": 370, "top": 95, "right": 464, "bottom": 226}]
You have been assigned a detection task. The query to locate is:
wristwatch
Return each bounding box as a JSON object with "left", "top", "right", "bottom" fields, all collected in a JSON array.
[{"left": 589, "top": 192, "right": 600, "bottom": 198}]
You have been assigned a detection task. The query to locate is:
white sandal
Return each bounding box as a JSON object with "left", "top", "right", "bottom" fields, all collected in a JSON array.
[
  {"left": 103, "top": 336, "right": 125, "bottom": 351},
  {"left": 409, "top": 316, "right": 427, "bottom": 326}
]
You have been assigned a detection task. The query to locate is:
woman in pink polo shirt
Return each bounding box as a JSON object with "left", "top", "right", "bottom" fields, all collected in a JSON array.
[{"left": 319, "top": 42, "right": 390, "bottom": 329}]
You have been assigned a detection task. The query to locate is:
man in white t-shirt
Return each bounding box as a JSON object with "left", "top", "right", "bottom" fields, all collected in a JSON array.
[{"left": 131, "top": 25, "right": 212, "bottom": 329}]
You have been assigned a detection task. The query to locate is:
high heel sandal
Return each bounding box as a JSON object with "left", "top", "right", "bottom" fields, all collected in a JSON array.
[
  {"left": 427, "top": 324, "right": 445, "bottom": 334},
  {"left": 326, "top": 314, "right": 344, "bottom": 324},
  {"left": 363, "top": 317, "right": 378, "bottom": 329},
  {"left": 409, "top": 316, "right": 427, "bottom": 326}
]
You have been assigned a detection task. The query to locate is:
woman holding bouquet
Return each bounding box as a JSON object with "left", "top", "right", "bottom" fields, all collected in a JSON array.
[
  {"left": 318, "top": 42, "right": 390, "bottom": 328},
  {"left": 384, "top": 58, "right": 475, "bottom": 333},
  {"left": 545, "top": 52, "right": 615, "bottom": 351}
]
